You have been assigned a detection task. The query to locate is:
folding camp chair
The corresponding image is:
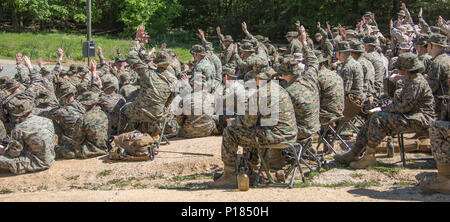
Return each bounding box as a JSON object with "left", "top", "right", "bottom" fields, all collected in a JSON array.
[{"left": 316, "top": 117, "right": 352, "bottom": 154}]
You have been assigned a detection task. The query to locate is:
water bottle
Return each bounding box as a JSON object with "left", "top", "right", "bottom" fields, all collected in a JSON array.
[{"left": 237, "top": 167, "right": 249, "bottom": 191}]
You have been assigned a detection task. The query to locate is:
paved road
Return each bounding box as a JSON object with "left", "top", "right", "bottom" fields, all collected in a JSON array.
[{"left": 0, "top": 59, "right": 65, "bottom": 78}]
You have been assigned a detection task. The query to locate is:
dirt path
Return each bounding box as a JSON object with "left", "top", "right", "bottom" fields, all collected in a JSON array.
[{"left": 0, "top": 136, "right": 448, "bottom": 202}]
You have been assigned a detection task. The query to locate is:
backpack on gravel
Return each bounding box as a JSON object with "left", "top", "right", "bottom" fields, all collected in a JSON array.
[{"left": 108, "top": 130, "right": 158, "bottom": 161}]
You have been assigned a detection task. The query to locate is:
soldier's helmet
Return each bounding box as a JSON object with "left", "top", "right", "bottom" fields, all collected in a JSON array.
[
  {"left": 428, "top": 33, "right": 448, "bottom": 48},
  {"left": 59, "top": 82, "right": 77, "bottom": 99},
  {"left": 349, "top": 39, "right": 366, "bottom": 53},
  {"left": 239, "top": 42, "right": 255, "bottom": 52},
  {"left": 154, "top": 51, "right": 171, "bottom": 66},
  {"left": 335, "top": 41, "right": 353, "bottom": 52},
  {"left": 362, "top": 35, "right": 379, "bottom": 47},
  {"left": 285, "top": 31, "right": 299, "bottom": 38},
  {"left": 397, "top": 10, "right": 406, "bottom": 17},
  {"left": 189, "top": 45, "right": 207, "bottom": 56},
  {"left": 397, "top": 52, "right": 424, "bottom": 72},
  {"left": 223, "top": 35, "right": 233, "bottom": 42},
  {"left": 9, "top": 98, "right": 34, "bottom": 117},
  {"left": 314, "top": 50, "right": 329, "bottom": 64},
  {"left": 101, "top": 74, "right": 119, "bottom": 91},
  {"left": 78, "top": 91, "right": 99, "bottom": 106}
]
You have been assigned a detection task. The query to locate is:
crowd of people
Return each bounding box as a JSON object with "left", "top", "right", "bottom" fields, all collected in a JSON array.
[{"left": 0, "top": 3, "right": 448, "bottom": 194}]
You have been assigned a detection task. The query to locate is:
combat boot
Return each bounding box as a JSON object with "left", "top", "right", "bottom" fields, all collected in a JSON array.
[
  {"left": 333, "top": 148, "right": 360, "bottom": 164},
  {"left": 349, "top": 147, "right": 377, "bottom": 169},
  {"left": 420, "top": 163, "right": 450, "bottom": 194},
  {"left": 209, "top": 166, "right": 237, "bottom": 188}
]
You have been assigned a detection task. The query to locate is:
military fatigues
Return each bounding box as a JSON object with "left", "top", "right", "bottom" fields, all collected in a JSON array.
[
  {"left": 318, "top": 27, "right": 334, "bottom": 59},
  {"left": 14, "top": 62, "right": 31, "bottom": 87},
  {"left": 221, "top": 81, "right": 298, "bottom": 168},
  {"left": 430, "top": 120, "right": 450, "bottom": 165},
  {"left": 357, "top": 56, "right": 376, "bottom": 97},
  {"left": 99, "top": 93, "right": 126, "bottom": 135},
  {"left": 317, "top": 66, "right": 345, "bottom": 124},
  {"left": 339, "top": 56, "right": 364, "bottom": 97},
  {"left": 176, "top": 90, "right": 216, "bottom": 138},
  {"left": 0, "top": 115, "right": 55, "bottom": 174},
  {"left": 425, "top": 51, "right": 449, "bottom": 117},
  {"left": 364, "top": 49, "right": 386, "bottom": 96}
]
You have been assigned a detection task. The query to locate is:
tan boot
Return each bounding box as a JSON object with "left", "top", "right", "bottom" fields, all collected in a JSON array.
[
  {"left": 349, "top": 147, "right": 377, "bottom": 169},
  {"left": 209, "top": 166, "right": 237, "bottom": 188},
  {"left": 334, "top": 148, "right": 360, "bottom": 164},
  {"left": 420, "top": 163, "right": 450, "bottom": 194}
]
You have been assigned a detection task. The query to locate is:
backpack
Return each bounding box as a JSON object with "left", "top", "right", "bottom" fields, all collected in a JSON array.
[{"left": 108, "top": 130, "right": 158, "bottom": 161}]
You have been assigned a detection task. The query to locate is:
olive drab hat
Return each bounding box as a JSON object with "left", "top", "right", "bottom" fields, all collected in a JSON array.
[
  {"left": 363, "top": 11, "right": 373, "bottom": 17},
  {"left": 9, "top": 98, "right": 33, "bottom": 117},
  {"left": 101, "top": 74, "right": 119, "bottom": 90},
  {"left": 59, "top": 82, "right": 77, "bottom": 98},
  {"left": 335, "top": 41, "right": 353, "bottom": 52},
  {"left": 363, "top": 35, "right": 378, "bottom": 47},
  {"left": 397, "top": 10, "right": 406, "bottom": 17},
  {"left": 223, "top": 35, "right": 233, "bottom": 42},
  {"left": 253, "top": 66, "right": 276, "bottom": 80},
  {"left": 397, "top": 52, "right": 424, "bottom": 72},
  {"left": 428, "top": 33, "right": 448, "bottom": 48},
  {"left": 278, "top": 55, "right": 300, "bottom": 76},
  {"left": 285, "top": 31, "right": 299, "bottom": 38},
  {"left": 78, "top": 91, "right": 99, "bottom": 106},
  {"left": 263, "top": 37, "right": 271, "bottom": 43},
  {"left": 313, "top": 50, "right": 328, "bottom": 63},
  {"left": 332, "top": 27, "right": 339, "bottom": 33},
  {"left": 413, "top": 34, "right": 429, "bottom": 46},
  {"left": 189, "top": 45, "right": 207, "bottom": 56},
  {"left": 398, "top": 41, "right": 412, "bottom": 50},
  {"left": 222, "top": 65, "right": 237, "bottom": 78},
  {"left": 349, "top": 39, "right": 366, "bottom": 53},
  {"left": 154, "top": 51, "right": 171, "bottom": 66},
  {"left": 239, "top": 42, "right": 255, "bottom": 52},
  {"left": 119, "top": 73, "right": 132, "bottom": 85}
]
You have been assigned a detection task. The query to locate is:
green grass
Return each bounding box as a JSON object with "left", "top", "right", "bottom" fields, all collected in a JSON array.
[
  {"left": 65, "top": 175, "right": 80, "bottom": 181},
  {"left": 293, "top": 179, "right": 380, "bottom": 189},
  {"left": 368, "top": 166, "right": 404, "bottom": 177},
  {"left": 96, "top": 169, "right": 112, "bottom": 178},
  {"left": 0, "top": 32, "right": 195, "bottom": 63},
  {"left": 107, "top": 178, "right": 129, "bottom": 188},
  {"left": 0, "top": 189, "right": 13, "bottom": 194},
  {"left": 170, "top": 174, "right": 213, "bottom": 182}
]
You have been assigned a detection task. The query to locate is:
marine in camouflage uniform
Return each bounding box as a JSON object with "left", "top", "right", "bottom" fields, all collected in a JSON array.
[
  {"left": 314, "top": 50, "right": 345, "bottom": 124},
  {"left": 414, "top": 34, "right": 433, "bottom": 74},
  {"left": 119, "top": 73, "right": 139, "bottom": 102},
  {"left": 279, "top": 48, "right": 320, "bottom": 142},
  {"left": 201, "top": 40, "right": 223, "bottom": 85},
  {"left": 363, "top": 36, "right": 386, "bottom": 96},
  {"left": 0, "top": 99, "right": 56, "bottom": 174},
  {"left": 99, "top": 74, "right": 126, "bottom": 135},
  {"left": 282, "top": 31, "right": 303, "bottom": 56},
  {"left": 190, "top": 45, "right": 217, "bottom": 90},
  {"left": 334, "top": 53, "right": 436, "bottom": 169},
  {"left": 40, "top": 83, "right": 86, "bottom": 159},
  {"left": 234, "top": 42, "right": 266, "bottom": 80},
  {"left": 217, "top": 31, "right": 236, "bottom": 67},
  {"left": 317, "top": 26, "right": 334, "bottom": 60},
  {"left": 14, "top": 60, "right": 31, "bottom": 88},
  {"left": 349, "top": 39, "right": 376, "bottom": 97},
  {"left": 176, "top": 76, "right": 217, "bottom": 138},
  {"left": 210, "top": 67, "right": 298, "bottom": 188},
  {"left": 263, "top": 37, "right": 277, "bottom": 63},
  {"left": 71, "top": 92, "right": 110, "bottom": 159},
  {"left": 424, "top": 34, "right": 449, "bottom": 118}
]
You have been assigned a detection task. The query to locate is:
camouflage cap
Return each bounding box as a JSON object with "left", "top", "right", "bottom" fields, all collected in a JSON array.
[
  {"left": 222, "top": 65, "right": 237, "bottom": 78},
  {"left": 278, "top": 47, "right": 287, "bottom": 52},
  {"left": 285, "top": 31, "right": 299, "bottom": 38},
  {"left": 0, "top": 76, "right": 11, "bottom": 86},
  {"left": 204, "top": 42, "right": 214, "bottom": 52},
  {"left": 370, "top": 26, "right": 379, "bottom": 32},
  {"left": 254, "top": 66, "right": 276, "bottom": 80},
  {"left": 189, "top": 44, "right": 207, "bottom": 56},
  {"left": 78, "top": 91, "right": 99, "bottom": 106},
  {"left": 397, "top": 10, "right": 406, "bottom": 17},
  {"left": 69, "top": 64, "right": 77, "bottom": 72},
  {"left": 115, "top": 56, "right": 127, "bottom": 63},
  {"left": 349, "top": 39, "right": 366, "bottom": 53},
  {"left": 154, "top": 51, "right": 171, "bottom": 66},
  {"left": 59, "top": 69, "right": 69, "bottom": 77},
  {"left": 127, "top": 51, "right": 140, "bottom": 66},
  {"left": 9, "top": 98, "right": 33, "bottom": 117},
  {"left": 397, "top": 52, "right": 424, "bottom": 72},
  {"left": 428, "top": 33, "right": 448, "bottom": 48},
  {"left": 77, "top": 66, "right": 89, "bottom": 73},
  {"left": 404, "top": 24, "right": 414, "bottom": 32},
  {"left": 166, "top": 49, "right": 178, "bottom": 57},
  {"left": 142, "top": 53, "right": 155, "bottom": 61},
  {"left": 278, "top": 55, "right": 300, "bottom": 75},
  {"left": 398, "top": 41, "right": 412, "bottom": 50},
  {"left": 315, "top": 33, "right": 323, "bottom": 38},
  {"left": 335, "top": 41, "right": 353, "bottom": 52},
  {"left": 101, "top": 74, "right": 119, "bottom": 90},
  {"left": 313, "top": 50, "right": 328, "bottom": 63},
  {"left": 363, "top": 11, "right": 373, "bottom": 17},
  {"left": 362, "top": 35, "right": 378, "bottom": 47},
  {"left": 223, "top": 35, "right": 233, "bottom": 42},
  {"left": 293, "top": 53, "right": 304, "bottom": 61},
  {"left": 332, "top": 27, "right": 339, "bottom": 33},
  {"left": 40, "top": 67, "right": 51, "bottom": 75},
  {"left": 345, "top": 29, "right": 357, "bottom": 36},
  {"left": 59, "top": 82, "right": 77, "bottom": 98},
  {"left": 239, "top": 42, "right": 256, "bottom": 52}
]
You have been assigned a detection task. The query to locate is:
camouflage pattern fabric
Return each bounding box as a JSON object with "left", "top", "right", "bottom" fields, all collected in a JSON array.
[
  {"left": 176, "top": 90, "right": 216, "bottom": 138},
  {"left": 357, "top": 56, "right": 376, "bottom": 97},
  {"left": 418, "top": 53, "right": 432, "bottom": 74},
  {"left": 283, "top": 38, "right": 303, "bottom": 56},
  {"left": 430, "top": 120, "right": 450, "bottom": 164},
  {"left": 317, "top": 66, "right": 345, "bottom": 124},
  {"left": 0, "top": 115, "right": 55, "bottom": 174},
  {"left": 221, "top": 81, "right": 298, "bottom": 168},
  {"left": 0, "top": 120, "right": 6, "bottom": 139},
  {"left": 119, "top": 84, "right": 139, "bottom": 102},
  {"left": 351, "top": 73, "right": 435, "bottom": 153},
  {"left": 364, "top": 50, "right": 386, "bottom": 96},
  {"left": 14, "top": 63, "right": 31, "bottom": 87},
  {"left": 318, "top": 27, "right": 334, "bottom": 59},
  {"left": 425, "top": 52, "right": 450, "bottom": 117},
  {"left": 69, "top": 105, "right": 109, "bottom": 159},
  {"left": 202, "top": 39, "right": 223, "bottom": 84},
  {"left": 193, "top": 57, "right": 216, "bottom": 88},
  {"left": 99, "top": 92, "right": 126, "bottom": 135},
  {"left": 338, "top": 56, "right": 364, "bottom": 97}
]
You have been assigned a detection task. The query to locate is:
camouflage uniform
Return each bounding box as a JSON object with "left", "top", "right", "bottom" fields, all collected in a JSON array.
[
  {"left": 99, "top": 75, "right": 126, "bottom": 135},
  {"left": 351, "top": 53, "right": 435, "bottom": 155},
  {"left": 363, "top": 36, "right": 386, "bottom": 96},
  {"left": 71, "top": 92, "right": 110, "bottom": 159},
  {"left": 283, "top": 32, "right": 303, "bottom": 56},
  {"left": 315, "top": 51, "right": 345, "bottom": 124},
  {"left": 318, "top": 27, "right": 335, "bottom": 59},
  {"left": 424, "top": 34, "right": 449, "bottom": 118},
  {"left": 336, "top": 42, "right": 364, "bottom": 97},
  {"left": 202, "top": 40, "right": 223, "bottom": 84},
  {"left": 280, "top": 50, "right": 320, "bottom": 141},
  {"left": 119, "top": 73, "right": 139, "bottom": 102},
  {"left": 350, "top": 40, "right": 376, "bottom": 97},
  {"left": 176, "top": 90, "right": 216, "bottom": 138},
  {"left": 221, "top": 75, "right": 298, "bottom": 169},
  {"left": 430, "top": 120, "right": 450, "bottom": 165},
  {"left": 14, "top": 62, "right": 31, "bottom": 87},
  {"left": 218, "top": 34, "right": 236, "bottom": 67},
  {"left": 0, "top": 100, "right": 55, "bottom": 174},
  {"left": 191, "top": 45, "right": 217, "bottom": 89}
]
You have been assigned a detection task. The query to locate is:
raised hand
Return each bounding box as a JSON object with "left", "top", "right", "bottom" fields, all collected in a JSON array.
[
  {"left": 419, "top": 8, "right": 423, "bottom": 18},
  {"left": 23, "top": 56, "right": 33, "bottom": 70},
  {"left": 327, "top": 22, "right": 331, "bottom": 33},
  {"left": 149, "top": 47, "right": 156, "bottom": 56},
  {"left": 242, "top": 22, "right": 248, "bottom": 34},
  {"left": 16, "top": 53, "right": 22, "bottom": 63},
  {"left": 198, "top": 29, "right": 205, "bottom": 40},
  {"left": 37, "top": 58, "right": 44, "bottom": 69},
  {"left": 89, "top": 60, "right": 97, "bottom": 75},
  {"left": 216, "top": 26, "right": 221, "bottom": 35},
  {"left": 299, "top": 25, "right": 307, "bottom": 45},
  {"left": 233, "top": 43, "right": 238, "bottom": 54},
  {"left": 0, "top": 64, "right": 3, "bottom": 73},
  {"left": 390, "top": 20, "right": 394, "bottom": 29},
  {"left": 438, "top": 16, "right": 445, "bottom": 26},
  {"left": 97, "top": 46, "right": 103, "bottom": 57},
  {"left": 317, "top": 21, "right": 321, "bottom": 29},
  {"left": 401, "top": 2, "right": 406, "bottom": 10}
]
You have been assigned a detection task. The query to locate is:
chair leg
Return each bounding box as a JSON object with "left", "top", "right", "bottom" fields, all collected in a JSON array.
[
  {"left": 397, "top": 133, "right": 406, "bottom": 167},
  {"left": 290, "top": 143, "right": 305, "bottom": 184},
  {"left": 157, "top": 118, "right": 169, "bottom": 148},
  {"left": 329, "top": 124, "right": 351, "bottom": 151}
]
